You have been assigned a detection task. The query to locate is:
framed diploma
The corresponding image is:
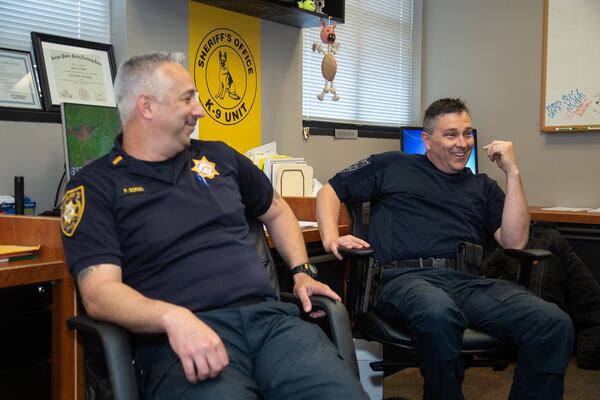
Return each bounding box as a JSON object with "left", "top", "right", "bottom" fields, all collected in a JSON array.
[
  {"left": 0, "top": 48, "right": 42, "bottom": 110},
  {"left": 31, "top": 32, "right": 117, "bottom": 111}
]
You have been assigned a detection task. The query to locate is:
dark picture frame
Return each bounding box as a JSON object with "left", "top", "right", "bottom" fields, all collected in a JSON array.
[
  {"left": 31, "top": 32, "right": 117, "bottom": 112},
  {"left": 0, "top": 47, "right": 42, "bottom": 110}
]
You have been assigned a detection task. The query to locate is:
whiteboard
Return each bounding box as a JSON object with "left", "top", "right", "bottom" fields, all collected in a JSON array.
[{"left": 541, "top": 0, "right": 600, "bottom": 132}]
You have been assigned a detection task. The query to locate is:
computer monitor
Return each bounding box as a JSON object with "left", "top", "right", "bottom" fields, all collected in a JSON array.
[
  {"left": 61, "top": 102, "right": 122, "bottom": 180},
  {"left": 401, "top": 126, "right": 478, "bottom": 174}
]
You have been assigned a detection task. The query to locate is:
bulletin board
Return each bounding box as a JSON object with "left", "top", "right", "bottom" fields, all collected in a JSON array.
[{"left": 541, "top": 0, "right": 600, "bottom": 132}]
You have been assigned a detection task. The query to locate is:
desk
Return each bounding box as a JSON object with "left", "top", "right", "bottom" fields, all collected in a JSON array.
[
  {"left": 529, "top": 206, "right": 600, "bottom": 225},
  {"left": 266, "top": 197, "right": 350, "bottom": 297},
  {"left": 282, "top": 196, "right": 349, "bottom": 245},
  {"left": 263, "top": 197, "right": 350, "bottom": 247},
  {"left": 0, "top": 215, "right": 78, "bottom": 400}
]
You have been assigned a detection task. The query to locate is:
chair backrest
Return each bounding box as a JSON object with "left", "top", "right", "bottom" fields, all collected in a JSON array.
[
  {"left": 246, "top": 216, "right": 281, "bottom": 298},
  {"left": 342, "top": 201, "right": 383, "bottom": 319},
  {"left": 345, "top": 201, "right": 370, "bottom": 241}
]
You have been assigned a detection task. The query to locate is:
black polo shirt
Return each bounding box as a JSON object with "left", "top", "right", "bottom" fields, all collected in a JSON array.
[
  {"left": 61, "top": 135, "right": 276, "bottom": 312},
  {"left": 329, "top": 152, "right": 505, "bottom": 262}
]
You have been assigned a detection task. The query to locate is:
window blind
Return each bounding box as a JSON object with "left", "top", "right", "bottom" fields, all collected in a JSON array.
[
  {"left": 0, "top": 0, "right": 111, "bottom": 51},
  {"left": 302, "top": 0, "right": 414, "bottom": 126}
]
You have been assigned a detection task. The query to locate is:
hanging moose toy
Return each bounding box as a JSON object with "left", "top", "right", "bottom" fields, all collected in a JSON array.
[{"left": 312, "top": 17, "right": 340, "bottom": 101}]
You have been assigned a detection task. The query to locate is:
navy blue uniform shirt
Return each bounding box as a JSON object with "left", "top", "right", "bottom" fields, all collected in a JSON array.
[
  {"left": 329, "top": 152, "right": 505, "bottom": 262},
  {"left": 61, "top": 135, "right": 276, "bottom": 312}
]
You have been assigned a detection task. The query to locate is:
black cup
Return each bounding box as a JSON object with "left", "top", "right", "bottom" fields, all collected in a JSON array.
[{"left": 14, "top": 176, "right": 24, "bottom": 215}]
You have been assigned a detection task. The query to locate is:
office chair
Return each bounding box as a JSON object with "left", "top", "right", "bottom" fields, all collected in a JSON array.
[
  {"left": 68, "top": 217, "right": 359, "bottom": 400},
  {"left": 340, "top": 202, "right": 552, "bottom": 378}
]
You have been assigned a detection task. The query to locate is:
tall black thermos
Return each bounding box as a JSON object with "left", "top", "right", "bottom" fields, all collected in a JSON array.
[{"left": 14, "top": 176, "right": 24, "bottom": 215}]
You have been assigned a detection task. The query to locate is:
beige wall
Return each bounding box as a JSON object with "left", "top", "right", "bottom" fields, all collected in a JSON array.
[
  {"left": 0, "top": 121, "right": 64, "bottom": 212},
  {"left": 2, "top": 0, "right": 598, "bottom": 212}
]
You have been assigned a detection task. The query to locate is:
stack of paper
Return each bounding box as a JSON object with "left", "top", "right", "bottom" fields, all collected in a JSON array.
[
  {"left": 245, "top": 142, "right": 314, "bottom": 196},
  {"left": 0, "top": 244, "right": 41, "bottom": 263},
  {"left": 245, "top": 141, "right": 278, "bottom": 165},
  {"left": 541, "top": 207, "right": 593, "bottom": 212}
]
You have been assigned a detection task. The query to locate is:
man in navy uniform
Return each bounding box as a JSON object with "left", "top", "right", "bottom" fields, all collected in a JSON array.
[
  {"left": 316, "top": 98, "right": 574, "bottom": 399},
  {"left": 61, "top": 52, "right": 367, "bottom": 399}
]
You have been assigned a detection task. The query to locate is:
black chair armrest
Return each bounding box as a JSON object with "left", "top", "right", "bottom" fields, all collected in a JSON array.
[
  {"left": 503, "top": 248, "right": 552, "bottom": 262},
  {"left": 67, "top": 315, "right": 140, "bottom": 400},
  {"left": 503, "top": 248, "right": 552, "bottom": 288},
  {"left": 280, "top": 292, "right": 359, "bottom": 378},
  {"left": 339, "top": 246, "right": 374, "bottom": 258}
]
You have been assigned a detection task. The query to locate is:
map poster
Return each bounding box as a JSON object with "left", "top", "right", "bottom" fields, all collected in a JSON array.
[{"left": 61, "top": 103, "right": 121, "bottom": 179}]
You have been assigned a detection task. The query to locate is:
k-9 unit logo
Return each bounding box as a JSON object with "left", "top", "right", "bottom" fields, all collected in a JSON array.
[{"left": 194, "top": 28, "right": 257, "bottom": 125}]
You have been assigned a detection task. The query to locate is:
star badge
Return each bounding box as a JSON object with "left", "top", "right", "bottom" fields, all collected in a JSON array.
[{"left": 191, "top": 156, "right": 220, "bottom": 179}]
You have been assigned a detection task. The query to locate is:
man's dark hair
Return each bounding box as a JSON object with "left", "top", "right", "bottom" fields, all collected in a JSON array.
[{"left": 423, "top": 98, "right": 470, "bottom": 134}]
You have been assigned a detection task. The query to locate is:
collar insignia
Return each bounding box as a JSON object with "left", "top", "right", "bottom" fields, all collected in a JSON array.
[
  {"left": 191, "top": 156, "right": 220, "bottom": 179},
  {"left": 61, "top": 185, "right": 85, "bottom": 237}
]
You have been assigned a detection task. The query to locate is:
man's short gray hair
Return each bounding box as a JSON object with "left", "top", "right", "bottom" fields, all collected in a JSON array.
[{"left": 113, "top": 52, "right": 186, "bottom": 125}]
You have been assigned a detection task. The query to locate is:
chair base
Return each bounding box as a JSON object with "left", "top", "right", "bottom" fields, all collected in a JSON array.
[{"left": 368, "top": 343, "right": 511, "bottom": 376}]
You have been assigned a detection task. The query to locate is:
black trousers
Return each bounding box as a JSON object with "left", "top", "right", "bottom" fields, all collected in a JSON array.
[
  {"left": 134, "top": 300, "right": 368, "bottom": 400},
  {"left": 375, "top": 267, "right": 573, "bottom": 400}
]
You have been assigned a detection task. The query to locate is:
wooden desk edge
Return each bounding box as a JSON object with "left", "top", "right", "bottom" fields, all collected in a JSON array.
[
  {"left": 267, "top": 225, "right": 349, "bottom": 248},
  {"left": 529, "top": 206, "right": 600, "bottom": 225}
]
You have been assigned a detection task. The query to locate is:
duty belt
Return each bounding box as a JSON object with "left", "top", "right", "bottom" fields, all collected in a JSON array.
[{"left": 382, "top": 257, "right": 457, "bottom": 269}]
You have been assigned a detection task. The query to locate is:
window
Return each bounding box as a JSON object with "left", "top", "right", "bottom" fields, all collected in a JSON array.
[
  {"left": 302, "top": 0, "right": 416, "bottom": 127},
  {"left": 0, "top": 0, "right": 111, "bottom": 51}
]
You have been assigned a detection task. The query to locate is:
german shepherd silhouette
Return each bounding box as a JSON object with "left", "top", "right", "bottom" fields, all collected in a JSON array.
[{"left": 216, "top": 51, "right": 240, "bottom": 100}]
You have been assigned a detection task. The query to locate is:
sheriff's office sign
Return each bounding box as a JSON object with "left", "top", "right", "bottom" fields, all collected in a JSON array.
[{"left": 189, "top": 2, "right": 261, "bottom": 153}]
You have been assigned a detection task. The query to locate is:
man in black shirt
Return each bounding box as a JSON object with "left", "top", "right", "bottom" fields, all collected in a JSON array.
[
  {"left": 61, "top": 52, "right": 367, "bottom": 399},
  {"left": 317, "top": 98, "right": 573, "bottom": 399}
]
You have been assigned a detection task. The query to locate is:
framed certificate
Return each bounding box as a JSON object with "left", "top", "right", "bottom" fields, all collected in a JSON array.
[
  {"left": 31, "top": 32, "right": 117, "bottom": 111},
  {"left": 0, "top": 48, "right": 42, "bottom": 110}
]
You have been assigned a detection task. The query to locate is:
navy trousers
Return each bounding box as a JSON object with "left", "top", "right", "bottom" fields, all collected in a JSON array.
[
  {"left": 134, "top": 300, "right": 368, "bottom": 400},
  {"left": 375, "top": 267, "right": 574, "bottom": 400}
]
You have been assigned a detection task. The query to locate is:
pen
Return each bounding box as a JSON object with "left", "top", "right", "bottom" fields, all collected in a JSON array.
[
  {"left": 555, "top": 127, "right": 574, "bottom": 131},
  {"left": 586, "top": 126, "right": 600, "bottom": 130},
  {"left": 196, "top": 174, "right": 209, "bottom": 187}
]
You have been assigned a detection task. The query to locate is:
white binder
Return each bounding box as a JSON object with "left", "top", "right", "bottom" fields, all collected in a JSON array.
[{"left": 274, "top": 164, "right": 314, "bottom": 197}]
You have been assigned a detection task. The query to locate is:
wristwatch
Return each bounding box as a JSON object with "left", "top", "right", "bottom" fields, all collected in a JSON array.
[{"left": 290, "top": 262, "right": 318, "bottom": 278}]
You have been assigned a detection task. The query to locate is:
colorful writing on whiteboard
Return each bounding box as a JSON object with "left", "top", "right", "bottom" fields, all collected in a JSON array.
[{"left": 546, "top": 88, "right": 592, "bottom": 120}]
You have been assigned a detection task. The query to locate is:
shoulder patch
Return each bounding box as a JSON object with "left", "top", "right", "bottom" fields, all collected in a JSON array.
[
  {"left": 341, "top": 158, "right": 370, "bottom": 174},
  {"left": 61, "top": 185, "right": 85, "bottom": 237}
]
